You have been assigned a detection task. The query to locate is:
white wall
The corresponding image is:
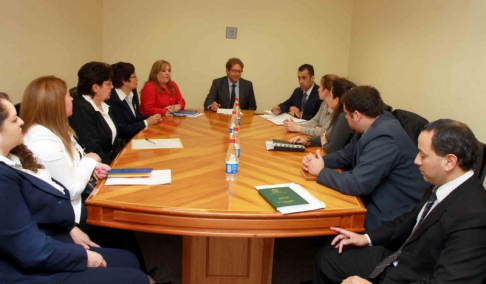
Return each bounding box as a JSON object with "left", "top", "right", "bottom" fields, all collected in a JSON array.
[
  {"left": 348, "top": 0, "right": 486, "bottom": 142},
  {"left": 102, "top": 0, "right": 353, "bottom": 110},
  {"left": 0, "top": 0, "right": 103, "bottom": 103}
]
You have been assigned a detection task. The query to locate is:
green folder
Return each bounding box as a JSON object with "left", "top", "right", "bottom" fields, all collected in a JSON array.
[{"left": 258, "top": 186, "right": 309, "bottom": 210}]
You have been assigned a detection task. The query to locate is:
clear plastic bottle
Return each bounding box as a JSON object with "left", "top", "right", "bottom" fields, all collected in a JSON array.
[
  {"left": 233, "top": 97, "right": 241, "bottom": 125},
  {"left": 225, "top": 137, "right": 238, "bottom": 181},
  {"left": 229, "top": 110, "right": 237, "bottom": 136},
  {"left": 233, "top": 126, "right": 240, "bottom": 158}
]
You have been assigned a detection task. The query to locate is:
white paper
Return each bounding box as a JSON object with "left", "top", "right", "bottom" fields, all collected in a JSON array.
[
  {"left": 260, "top": 113, "right": 307, "bottom": 125},
  {"left": 217, "top": 108, "right": 234, "bottom": 115},
  {"left": 265, "top": 141, "right": 274, "bottom": 150},
  {"left": 131, "top": 138, "right": 183, "bottom": 149},
  {"left": 255, "top": 182, "right": 325, "bottom": 214},
  {"left": 105, "top": 170, "right": 171, "bottom": 185}
]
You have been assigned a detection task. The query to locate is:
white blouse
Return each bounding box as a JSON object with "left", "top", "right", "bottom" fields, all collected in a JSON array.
[{"left": 24, "top": 124, "right": 98, "bottom": 223}]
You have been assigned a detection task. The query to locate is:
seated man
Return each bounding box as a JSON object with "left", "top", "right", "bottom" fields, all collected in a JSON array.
[
  {"left": 203, "top": 58, "right": 257, "bottom": 111},
  {"left": 314, "top": 119, "right": 486, "bottom": 284},
  {"left": 303, "top": 86, "right": 429, "bottom": 230},
  {"left": 272, "top": 64, "right": 321, "bottom": 120}
]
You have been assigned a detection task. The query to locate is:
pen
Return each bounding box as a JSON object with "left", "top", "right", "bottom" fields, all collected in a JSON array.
[{"left": 145, "top": 138, "right": 156, "bottom": 144}]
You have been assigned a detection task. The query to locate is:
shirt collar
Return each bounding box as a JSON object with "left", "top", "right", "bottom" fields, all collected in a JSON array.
[
  {"left": 435, "top": 170, "right": 474, "bottom": 203},
  {"left": 0, "top": 154, "right": 23, "bottom": 169},
  {"left": 228, "top": 78, "right": 239, "bottom": 87},
  {"left": 304, "top": 83, "right": 315, "bottom": 96},
  {"left": 82, "top": 95, "right": 110, "bottom": 114},
  {"left": 115, "top": 88, "right": 134, "bottom": 101}
]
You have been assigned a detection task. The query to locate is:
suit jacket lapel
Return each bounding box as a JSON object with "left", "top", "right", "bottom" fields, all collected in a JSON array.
[
  {"left": 15, "top": 167, "right": 68, "bottom": 199},
  {"left": 96, "top": 111, "right": 113, "bottom": 142},
  {"left": 239, "top": 80, "right": 246, "bottom": 104},
  {"left": 222, "top": 77, "right": 230, "bottom": 108},
  {"left": 406, "top": 177, "right": 477, "bottom": 244}
]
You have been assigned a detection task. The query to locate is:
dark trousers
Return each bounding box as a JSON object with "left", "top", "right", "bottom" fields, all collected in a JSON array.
[
  {"left": 314, "top": 244, "right": 393, "bottom": 284},
  {"left": 60, "top": 247, "right": 149, "bottom": 284},
  {"left": 78, "top": 207, "right": 148, "bottom": 273}
]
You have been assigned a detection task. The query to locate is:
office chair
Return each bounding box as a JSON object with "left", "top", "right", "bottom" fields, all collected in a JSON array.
[
  {"left": 391, "top": 109, "right": 428, "bottom": 147},
  {"left": 476, "top": 142, "right": 486, "bottom": 184}
]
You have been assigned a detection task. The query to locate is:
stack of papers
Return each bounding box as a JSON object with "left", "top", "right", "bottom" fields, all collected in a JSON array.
[
  {"left": 105, "top": 170, "right": 171, "bottom": 185},
  {"left": 259, "top": 111, "right": 307, "bottom": 125},
  {"left": 217, "top": 108, "right": 243, "bottom": 115},
  {"left": 255, "top": 182, "right": 325, "bottom": 214},
  {"left": 169, "top": 110, "right": 202, "bottom": 118},
  {"left": 132, "top": 138, "right": 183, "bottom": 149}
]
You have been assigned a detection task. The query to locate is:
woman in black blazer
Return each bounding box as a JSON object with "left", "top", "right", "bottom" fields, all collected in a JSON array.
[
  {"left": 108, "top": 62, "right": 161, "bottom": 145},
  {"left": 0, "top": 93, "right": 149, "bottom": 284},
  {"left": 69, "top": 62, "right": 122, "bottom": 164}
]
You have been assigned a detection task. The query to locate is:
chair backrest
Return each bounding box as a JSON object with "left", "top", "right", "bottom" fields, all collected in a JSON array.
[
  {"left": 69, "top": 87, "right": 79, "bottom": 98},
  {"left": 476, "top": 142, "right": 486, "bottom": 184},
  {"left": 14, "top": 103, "right": 21, "bottom": 115},
  {"left": 384, "top": 104, "right": 393, "bottom": 113},
  {"left": 391, "top": 109, "right": 429, "bottom": 147}
]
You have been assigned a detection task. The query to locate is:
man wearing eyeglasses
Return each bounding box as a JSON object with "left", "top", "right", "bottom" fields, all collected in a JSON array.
[
  {"left": 204, "top": 58, "right": 257, "bottom": 111},
  {"left": 271, "top": 64, "right": 322, "bottom": 120}
]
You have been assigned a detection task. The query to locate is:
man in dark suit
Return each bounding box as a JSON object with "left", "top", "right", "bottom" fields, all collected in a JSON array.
[
  {"left": 313, "top": 119, "right": 486, "bottom": 284},
  {"left": 303, "top": 86, "right": 429, "bottom": 230},
  {"left": 272, "top": 64, "right": 322, "bottom": 120},
  {"left": 108, "top": 62, "right": 161, "bottom": 144},
  {"left": 203, "top": 57, "right": 257, "bottom": 111}
]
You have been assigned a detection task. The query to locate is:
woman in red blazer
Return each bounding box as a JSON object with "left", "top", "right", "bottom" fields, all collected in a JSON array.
[{"left": 140, "top": 60, "right": 186, "bottom": 116}]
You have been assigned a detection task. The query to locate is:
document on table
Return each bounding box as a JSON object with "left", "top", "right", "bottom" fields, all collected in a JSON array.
[
  {"left": 105, "top": 170, "right": 171, "bottom": 186},
  {"left": 131, "top": 138, "right": 183, "bottom": 149},
  {"left": 217, "top": 108, "right": 233, "bottom": 115},
  {"left": 255, "top": 182, "right": 325, "bottom": 214},
  {"left": 260, "top": 113, "right": 307, "bottom": 125}
]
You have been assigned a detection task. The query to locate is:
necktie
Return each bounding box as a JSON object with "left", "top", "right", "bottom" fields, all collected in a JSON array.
[
  {"left": 369, "top": 190, "right": 438, "bottom": 278},
  {"left": 230, "top": 84, "right": 236, "bottom": 108},
  {"left": 301, "top": 92, "right": 308, "bottom": 115}
]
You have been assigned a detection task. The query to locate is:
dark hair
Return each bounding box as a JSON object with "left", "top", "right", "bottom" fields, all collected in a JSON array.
[
  {"left": 226, "top": 58, "right": 244, "bottom": 71},
  {"left": 423, "top": 119, "right": 480, "bottom": 171},
  {"left": 0, "top": 94, "right": 43, "bottom": 172},
  {"left": 329, "top": 79, "right": 356, "bottom": 127},
  {"left": 298, "top": 64, "right": 314, "bottom": 76},
  {"left": 341, "top": 86, "right": 384, "bottom": 118},
  {"left": 111, "top": 62, "right": 135, "bottom": 88},
  {"left": 77, "top": 62, "right": 113, "bottom": 96}
]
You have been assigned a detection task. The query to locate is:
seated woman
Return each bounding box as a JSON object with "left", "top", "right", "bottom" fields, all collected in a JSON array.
[
  {"left": 290, "top": 78, "right": 355, "bottom": 154},
  {"left": 20, "top": 76, "right": 152, "bottom": 277},
  {"left": 109, "top": 62, "right": 161, "bottom": 144},
  {"left": 68, "top": 61, "right": 122, "bottom": 164},
  {"left": 140, "top": 60, "right": 186, "bottom": 116},
  {"left": 0, "top": 93, "right": 150, "bottom": 284},
  {"left": 21, "top": 76, "right": 110, "bottom": 224},
  {"left": 284, "top": 74, "right": 340, "bottom": 136}
]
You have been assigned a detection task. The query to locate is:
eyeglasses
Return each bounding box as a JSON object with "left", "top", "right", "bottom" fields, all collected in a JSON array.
[{"left": 230, "top": 69, "right": 243, "bottom": 74}]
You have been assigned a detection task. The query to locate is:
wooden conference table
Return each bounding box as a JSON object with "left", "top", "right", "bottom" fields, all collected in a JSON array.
[{"left": 86, "top": 110, "right": 366, "bottom": 284}]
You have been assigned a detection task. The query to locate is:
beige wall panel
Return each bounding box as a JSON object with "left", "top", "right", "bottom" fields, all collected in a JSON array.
[
  {"left": 102, "top": 0, "right": 353, "bottom": 110},
  {"left": 0, "top": 0, "right": 103, "bottom": 103},
  {"left": 348, "top": 0, "right": 486, "bottom": 142}
]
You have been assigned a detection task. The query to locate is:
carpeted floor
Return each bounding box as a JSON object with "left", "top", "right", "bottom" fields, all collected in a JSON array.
[{"left": 137, "top": 232, "right": 323, "bottom": 284}]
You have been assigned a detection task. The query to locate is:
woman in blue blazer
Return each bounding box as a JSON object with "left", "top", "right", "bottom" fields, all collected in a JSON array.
[{"left": 0, "top": 93, "right": 149, "bottom": 284}]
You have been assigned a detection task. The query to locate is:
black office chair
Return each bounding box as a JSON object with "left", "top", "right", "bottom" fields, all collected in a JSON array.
[
  {"left": 475, "top": 142, "right": 486, "bottom": 184},
  {"left": 384, "top": 104, "right": 393, "bottom": 113},
  {"left": 69, "top": 87, "right": 79, "bottom": 98},
  {"left": 391, "top": 109, "right": 429, "bottom": 147},
  {"left": 14, "top": 103, "right": 21, "bottom": 115}
]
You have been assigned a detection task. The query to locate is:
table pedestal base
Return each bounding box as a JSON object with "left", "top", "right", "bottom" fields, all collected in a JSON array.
[{"left": 182, "top": 236, "right": 274, "bottom": 284}]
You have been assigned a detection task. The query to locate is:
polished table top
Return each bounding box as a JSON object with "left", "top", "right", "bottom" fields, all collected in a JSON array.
[{"left": 86, "top": 110, "right": 366, "bottom": 237}]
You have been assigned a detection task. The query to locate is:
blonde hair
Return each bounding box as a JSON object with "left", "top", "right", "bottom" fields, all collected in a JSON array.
[
  {"left": 21, "top": 76, "right": 77, "bottom": 160},
  {"left": 146, "top": 60, "right": 175, "bottom": 95}
]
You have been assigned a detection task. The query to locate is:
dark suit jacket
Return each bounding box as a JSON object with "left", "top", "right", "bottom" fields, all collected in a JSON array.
[
  {"left": 0, "top": 162, "right": 86, "bottom": 284},
  {"left": 69, "top": 95, "right": 122, "bottom": 164},
  {"left": 107, "top": 89, "right": 149, "bottom": 142},
  {"left": 369, "top": 176, "right": 486, "bottom": 283},
  {"left": 203, "top": 76, "right": 257, "bottom": 110},
  {"left": 278, "top": 84, "right": 321, "bottom": 120},
  {"left": 318, "top": 112, "right": 430, "bottom": 230}
]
